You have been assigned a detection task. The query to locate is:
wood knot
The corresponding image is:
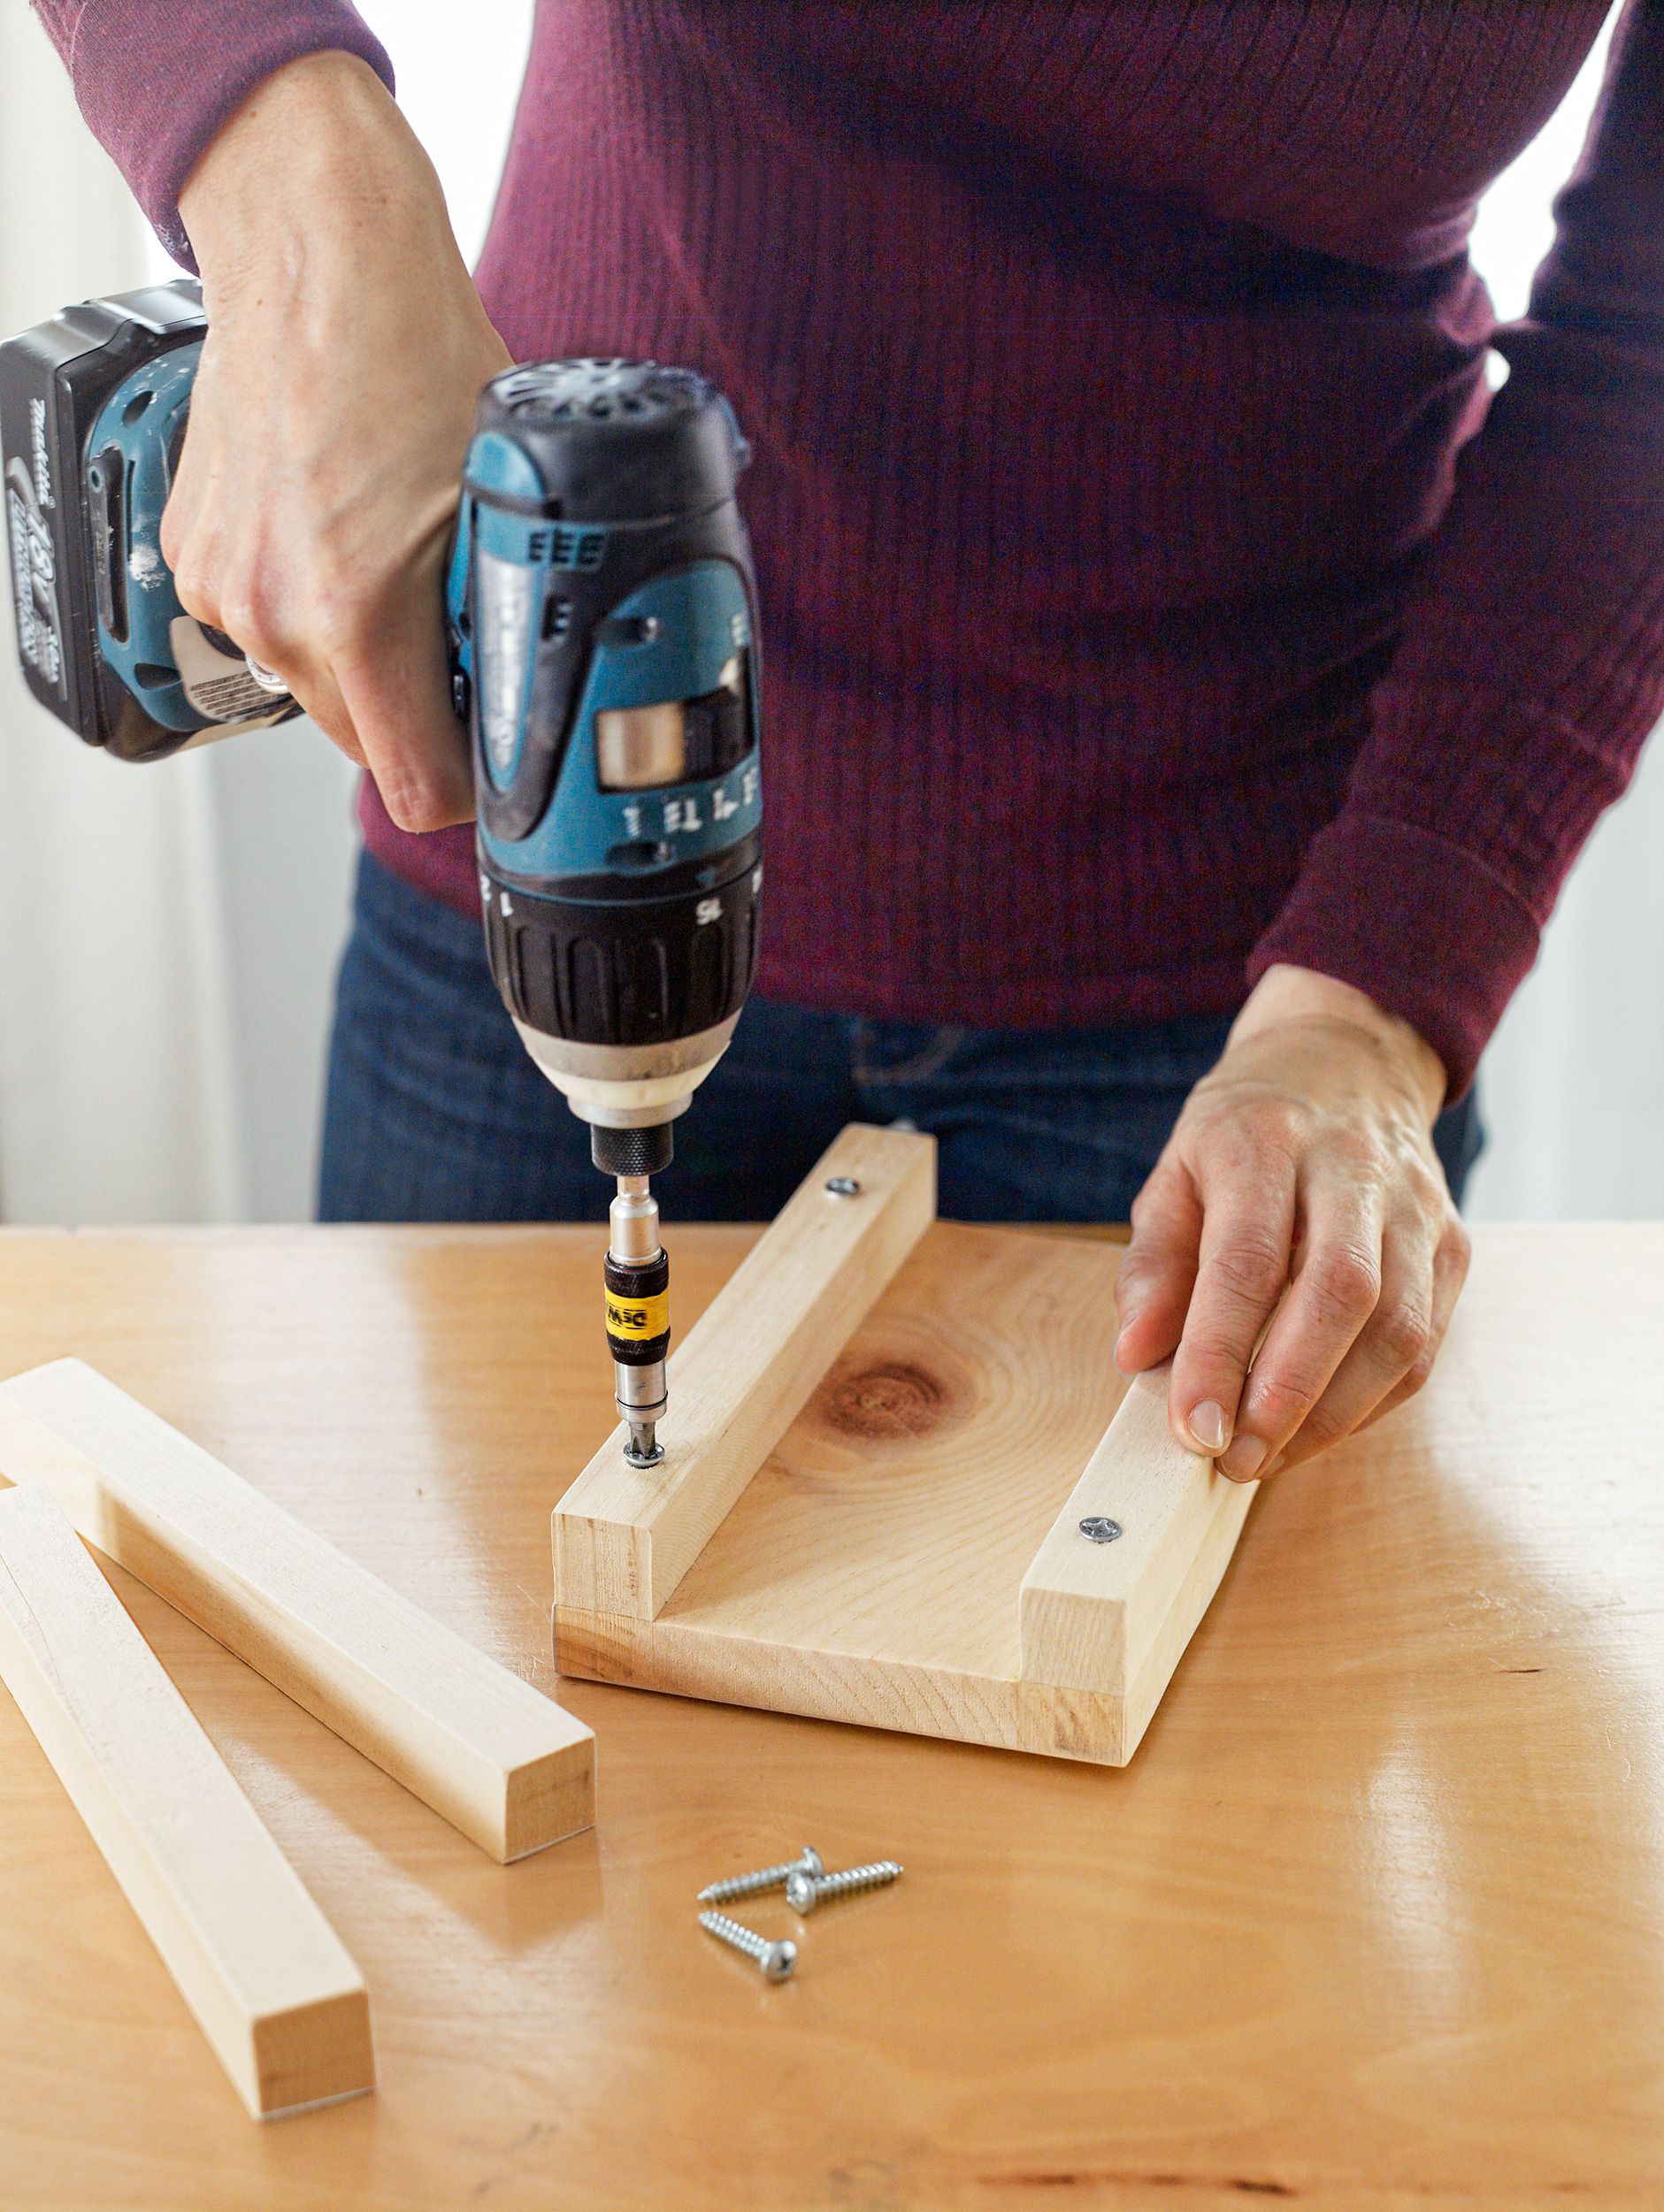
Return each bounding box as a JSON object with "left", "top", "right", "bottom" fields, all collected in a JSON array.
[{"left": 813, "top": 1359, "right": 958, "bottom": 1444}]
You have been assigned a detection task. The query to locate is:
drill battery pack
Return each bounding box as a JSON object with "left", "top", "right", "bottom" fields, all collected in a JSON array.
[{"left": 1, "top": 279, "right": 295, "bottom": 761}]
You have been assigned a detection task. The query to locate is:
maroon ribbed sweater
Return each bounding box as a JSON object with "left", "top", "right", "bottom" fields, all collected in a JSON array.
[{"left": 35, "top": 2, "right": 1664, "bottom": 1093}]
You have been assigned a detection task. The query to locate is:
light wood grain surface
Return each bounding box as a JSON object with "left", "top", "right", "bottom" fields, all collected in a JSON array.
[{"left": 0, "top": 1222, "right": 1660, "bottom": 2208}]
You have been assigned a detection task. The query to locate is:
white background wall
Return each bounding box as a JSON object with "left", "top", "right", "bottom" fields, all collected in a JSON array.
[
  {"left": 0, "top": 3, "right": 532, "bottom": 1225},
  {"left": 0, "top": 11, "right": 255, "bottom": 1221},
  {"left": 123, "top": 1, "right": 539, "bottom": 1221},
  {"left": 1461, "top": 10, "right": 1664, "bottom": 1216},
  {"left": 1, "top": 1, "right": 1657, "bottom": 1222}
]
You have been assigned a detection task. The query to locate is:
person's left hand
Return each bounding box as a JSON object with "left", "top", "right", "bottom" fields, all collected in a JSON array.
[{"left": 1113, "top": 963, "right": 1471, "bottom": 1481}]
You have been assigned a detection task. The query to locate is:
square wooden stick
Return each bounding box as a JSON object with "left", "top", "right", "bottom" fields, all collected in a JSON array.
[{"left": 0, "top": 1484, "right": 374, "bottom": 2118}]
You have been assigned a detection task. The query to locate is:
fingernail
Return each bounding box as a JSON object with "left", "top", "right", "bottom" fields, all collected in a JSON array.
[
  {"left": 1187, "top": 1400, "right": 1231, "bottom": 1453},
  {"left": 1221, "top": 1434, "right": 1268, "bottom": 1482},
  {"left": 1113, "top": 1325, "right": 1136, "bottom": 1373}
]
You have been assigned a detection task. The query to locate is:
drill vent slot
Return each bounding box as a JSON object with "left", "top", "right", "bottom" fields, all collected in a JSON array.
[
  {"left": 87, "top": 446, "right": 129, "bottom": 645},
  {"left": 552, "top": 526, "right": 605, "bottom": 571}
]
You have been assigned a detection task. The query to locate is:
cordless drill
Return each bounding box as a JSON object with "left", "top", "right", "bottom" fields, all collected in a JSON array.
[{"left": 1, "top": 280, "right": 763, "bottom": 1466}]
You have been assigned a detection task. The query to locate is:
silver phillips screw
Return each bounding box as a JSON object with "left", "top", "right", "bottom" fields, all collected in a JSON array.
[
  {"left": 698, "top": 1910, "right": 797, "bottom": 1981},
  {"left": 785, "top": 1858, "right": 903, "bottom": 1913},
  {"left": 698, "top": 1846, "right": 823, "bottom": 1905},
  {"left": 1078, "top": 1515, "right": 1123, "bottom": 1543}
]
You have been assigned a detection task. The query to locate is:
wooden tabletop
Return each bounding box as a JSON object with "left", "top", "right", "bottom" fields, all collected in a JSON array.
[{"left": 0, "top": 1222, "right": 1660, "bottom": 2210}]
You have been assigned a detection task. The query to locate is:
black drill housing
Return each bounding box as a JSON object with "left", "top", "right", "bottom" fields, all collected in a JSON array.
[
  {"left": 464, "top": 359, "right": 763, "bottom": 1060},
  {"left": 2, "top": 283, "right": 206, "bottom": 759}
]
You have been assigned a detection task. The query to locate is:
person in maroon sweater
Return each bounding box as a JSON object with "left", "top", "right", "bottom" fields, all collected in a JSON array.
[{"left": 30, "top": 4, "right": 1664, "bottom": 1485}]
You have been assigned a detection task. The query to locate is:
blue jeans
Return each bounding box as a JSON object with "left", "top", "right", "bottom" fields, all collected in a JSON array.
[{"left": 319, "top": 853, "right": 1483, "bottom": 1223}]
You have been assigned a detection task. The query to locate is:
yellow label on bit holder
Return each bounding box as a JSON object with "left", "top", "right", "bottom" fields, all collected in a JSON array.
[{"left": 605, "top": 1290, "right": 670, "bottom": 1342}]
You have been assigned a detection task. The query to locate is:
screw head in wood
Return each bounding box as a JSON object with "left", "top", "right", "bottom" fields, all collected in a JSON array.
[
  {"left": 825, "top": 1177, "right": 861, "bottom": 1197},
  {"left": 1079, "top": 1516, "right": 1123, "bottom": 1543}
]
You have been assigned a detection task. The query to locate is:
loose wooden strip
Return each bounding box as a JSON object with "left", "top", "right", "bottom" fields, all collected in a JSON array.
[
  {"left": 1017, "top": 1368, "right": 1256, "bottom": 1755},
  {"left": 554, "top": 1122, "right": 936, "bottom": 1619},
  {"left": 0, "top": 1484, "right": 373, "bottom": 2120},
  {"left": 0, "top": 1360, "right": 594, "bottom": 1863}
]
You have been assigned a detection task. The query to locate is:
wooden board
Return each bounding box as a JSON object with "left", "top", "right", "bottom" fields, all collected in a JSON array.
[
  {"left": 554, "top": 1128, "right": 1255, "bottom": 1764},
  {"left": 0, "top": 1483, "right": 372, "bottom": 2121},
  {"left": 0, "top": 1359, "right": 594, "bottom": 1862}
]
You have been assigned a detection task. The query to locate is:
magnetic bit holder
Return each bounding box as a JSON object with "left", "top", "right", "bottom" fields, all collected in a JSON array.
[{"left": 595, "top": 1121, "right": 675, "bottom": 1466}]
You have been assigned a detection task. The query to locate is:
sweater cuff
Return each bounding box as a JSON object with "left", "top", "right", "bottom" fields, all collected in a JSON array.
[
  {"left": 1247, "top": 815, "right": 1542, "bottom": 1100},
  {"left": 65, "top": 2, "right": 395, "bottom": 269}
]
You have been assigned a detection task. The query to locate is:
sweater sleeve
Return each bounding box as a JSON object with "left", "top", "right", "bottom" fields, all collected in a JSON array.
[
  {"left": 28, "top": 1, "right": 395, "bottom": 269},
  {"left": 1249, "top": 0, "right": 1664, "bottom": 1098}
]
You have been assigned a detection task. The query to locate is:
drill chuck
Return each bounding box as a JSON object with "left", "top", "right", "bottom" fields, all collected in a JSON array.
[{"left": 591, "top": 1121, "right": 674, "bottom": 1179}]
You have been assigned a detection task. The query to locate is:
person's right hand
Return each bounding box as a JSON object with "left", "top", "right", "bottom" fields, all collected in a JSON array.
[{"left": 162, "top": 51, "right": 511, "bottom": 830}]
